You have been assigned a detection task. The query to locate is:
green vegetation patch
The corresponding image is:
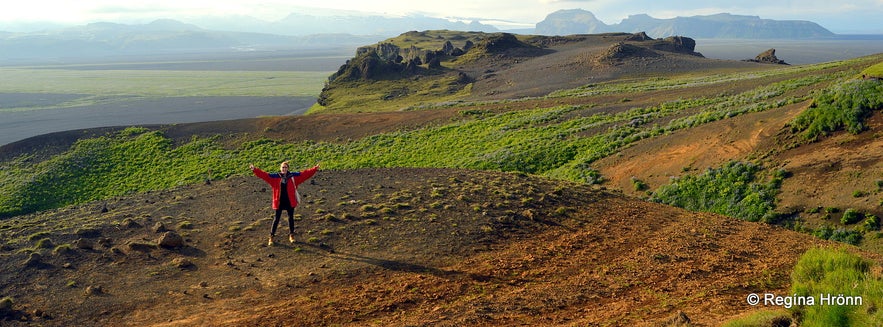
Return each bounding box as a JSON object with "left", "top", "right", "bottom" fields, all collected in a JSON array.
[
  {"left": 312, "top": 74, "right": 472, "bottom": 113},
  {"left": 790, "top": 247, "right": 883, "bottom": 326},
  {"left": 722, "top": 309, "right": 792, "bottom": 327},
  {"left": 862, "top": 62, "right": 883, "bottom": 78},
  {"left": 790, "top": 78, "right": 883, "bottom": 141},
  {"left": 650, "top": 162, "right": 783, "bottom": 222}
]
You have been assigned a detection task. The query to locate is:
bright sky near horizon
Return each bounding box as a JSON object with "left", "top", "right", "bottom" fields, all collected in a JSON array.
[{"left": 1, "top": 0, "right": 882, "bottom": 33}]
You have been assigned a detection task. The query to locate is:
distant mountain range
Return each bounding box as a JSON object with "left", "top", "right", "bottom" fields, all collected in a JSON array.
[
  {"left": 535, "top": 9, "right": 835, "bottom": 38},
  {"left": 0, "top": 19, "right": 383, "bottom": 63},
  {"left": 189, "top": 12, "right": 499, "bottom": 36},
  {"left": 0, "top": 9, "right": 848, "bottom": 64}
]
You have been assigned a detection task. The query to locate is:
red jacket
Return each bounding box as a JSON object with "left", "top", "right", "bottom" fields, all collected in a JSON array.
[{"left": 252, "top": 166, "right": 318, "bottom": 209}]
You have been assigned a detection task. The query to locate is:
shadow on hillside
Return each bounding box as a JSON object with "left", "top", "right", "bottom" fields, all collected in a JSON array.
[
  {"left": 299, "top": 242, "right": 495, "bottom": 282},
  {"left": 178, "top": 245, "right": 207, "bottom": 258}
]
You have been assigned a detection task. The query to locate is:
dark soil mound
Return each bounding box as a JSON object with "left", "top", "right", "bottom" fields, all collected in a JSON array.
[{"left": 597, "top": 42, "right": 662, "bottom": 62}]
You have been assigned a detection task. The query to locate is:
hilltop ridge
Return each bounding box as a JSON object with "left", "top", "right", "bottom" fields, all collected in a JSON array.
[{"left": 313, "top": 30, "right": 760, "bottom": 113}]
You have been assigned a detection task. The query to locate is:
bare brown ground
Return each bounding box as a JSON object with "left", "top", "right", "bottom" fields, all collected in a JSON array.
[
  {"left": 775, "top": 113, "right": 883, "bottom": 229},
  {"left": 594, "top": 101, "right": 806, "bottom": 198},
  {"left": 0, "top": 168, "right": 837, "bottom": 326}
]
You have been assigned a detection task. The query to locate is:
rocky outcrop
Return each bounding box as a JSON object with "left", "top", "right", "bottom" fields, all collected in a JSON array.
[
  {"left": 744, "top": 48, "right": 789, "bottom": 65},
  {"left": 158, "top": 231, "right": 184, "bottom": 249},
  {"left": 651, "top": 36, "right": 703, "bottom": 57},
  {"left": 624, "top": 32, "right": 653, "bottom": 41},
  {"left": 319, "top": 33, "right": 478, "bottom": 106},
  {"left": 597, "top": 34, "right": 703, "bottom": 63},
  {"left": 597, "top": 42, "right": 661, "bottom": 62}
]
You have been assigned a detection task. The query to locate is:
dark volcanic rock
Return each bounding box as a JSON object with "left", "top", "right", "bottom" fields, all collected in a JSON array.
[
  {"left": 745, "top": 48, "right": 789, "bottom": 65},
  {"left": 651, "top": 36, "right": 703, "bottom": 57},
  {"left": 625, "top": 32, "right": 653, "bottom": 41},
  {"left": 598, "top": 42, "right": 661, "bottom": 62}
]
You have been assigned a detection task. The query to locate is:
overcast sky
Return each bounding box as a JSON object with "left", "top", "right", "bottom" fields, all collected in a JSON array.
[{"left": 1, "top": 0, "right": 881, "bottom": 33}]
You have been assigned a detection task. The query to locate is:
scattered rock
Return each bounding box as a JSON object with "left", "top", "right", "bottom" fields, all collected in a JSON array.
[
  {"left": 127, "top": 241, "right": 157, "bottom": 252},
  {"left": 120, "top": 218, "right": 142, "bottom": 229},
  {"left": 53, "top": 244, "right": 75, "bottom": 256},
  {"left": 199, "top": 281, "right": 209, "bottom": 288},
  {"left": 171, "top": 257, "right": 194, "bottom": 269},
  {"left": 661, "top": 310, "right": 691, "bottom": 326},
  {"left": 97, "top": 238, "right": 113, "bottom": 248},
  {"left": 152, "top": 222, "right": 168, "bottom": 233},
  {"left": 84, "top": 285, "right": 103, "bottom": 296},
  {"left": 34, "top": 238, "right": 54, "bottom": 249},
  {"left": 0, "top": 297, "right": 13, "bottom": 314},
  {"left": 158, "top": 232, "right": 185, "bottom": 249},
  {"left": 24, "top": 253, "right": 44, "bottom": 268},
  {"left": 75, "top": 238, "right": 95, "bottom": 250},
  {"left": 76, "top": 228, "right": 102, "bottom": 238}
]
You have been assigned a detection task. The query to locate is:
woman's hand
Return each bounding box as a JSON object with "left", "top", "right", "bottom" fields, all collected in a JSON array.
[{"left": 249, "top": 163, "right": 255, "bottom": 170}]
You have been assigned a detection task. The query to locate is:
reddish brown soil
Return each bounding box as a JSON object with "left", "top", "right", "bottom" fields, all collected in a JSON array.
[
  {"left": 594, "top": 101, "right": 806, "bottom": 197},
  {"left": 0, "top": 168, "right": 837, "bottom": 326}
]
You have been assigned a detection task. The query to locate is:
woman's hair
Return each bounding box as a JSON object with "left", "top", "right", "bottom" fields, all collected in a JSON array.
[{"left": 280, "top": 161, "right": 290, "bottom": 169}]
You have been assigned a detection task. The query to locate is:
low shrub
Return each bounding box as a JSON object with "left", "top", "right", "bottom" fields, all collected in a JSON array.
[
  {"left": 790, "top": 79, "right": 883, "bottom": 141},
  {"left": 790, "top": 247, "right": 883, "bottom": 326},
  {"left": 721, "top": 309, "right": 791, "bottom": 327},
  {"left": 813, "top": 225, "right": 863, "bottom": 245},
  {"left": 650, "top": 161, "right": 781, "bottom": 222},
  {"left": 841, "top": 209, "right": 863, "bottom": 225},
  {"left": 862, "top": 214, "right": 880, "bottom": 232}
]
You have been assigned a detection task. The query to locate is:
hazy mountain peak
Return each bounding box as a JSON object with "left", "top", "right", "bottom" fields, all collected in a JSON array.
[
  {"left": 144, "top": 19, "right": 202, "bottom": 31},
  {"left": 537, "top": 9, "right": 835, "bottom": 39},
  {"left": 535, "top": 9, "right": 607, "bottom": 35}
]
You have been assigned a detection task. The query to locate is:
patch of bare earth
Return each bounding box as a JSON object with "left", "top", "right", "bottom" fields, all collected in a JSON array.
[
  {"left": 774, "top": 113, "right": 883, "bottom": 226},
  {"left": 0, "top": 168, "right": 836, "bottom": 326},
  {"left": 594, "top": 101, "right": 806, "bottom": 197}
]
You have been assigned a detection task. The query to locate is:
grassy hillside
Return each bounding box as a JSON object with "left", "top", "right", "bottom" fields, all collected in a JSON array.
[
  {"left": 3, "top": 55, "right": 879, "bottom": 220},
  {"left": 863, "top": 62, "right": 883, "bottom": 78}
]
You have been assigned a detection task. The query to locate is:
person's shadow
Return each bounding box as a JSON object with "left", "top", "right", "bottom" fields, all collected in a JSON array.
[{"left": 296, "top": 242, "right": 496, "bottom": 282}]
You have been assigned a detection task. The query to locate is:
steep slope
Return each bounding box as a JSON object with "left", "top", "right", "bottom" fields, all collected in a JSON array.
[{"left": 0, "top": 168, "right": 839, "bottom": 326}]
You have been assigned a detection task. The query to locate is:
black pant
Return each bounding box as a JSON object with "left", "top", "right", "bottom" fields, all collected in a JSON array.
[{"left": 271, "top": 207, "right": 294, "bottom": 236}]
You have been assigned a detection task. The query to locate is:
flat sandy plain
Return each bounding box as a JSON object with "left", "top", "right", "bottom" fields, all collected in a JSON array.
[{"left": 0, "top": 50, "right": 346, "bottom": 145}]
